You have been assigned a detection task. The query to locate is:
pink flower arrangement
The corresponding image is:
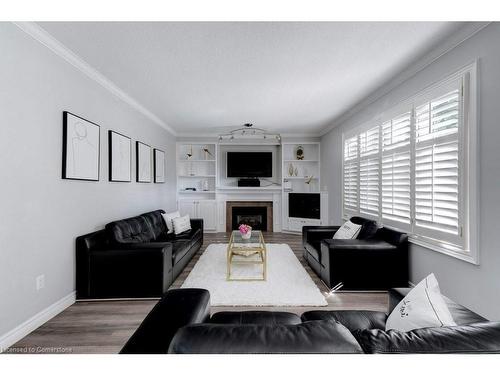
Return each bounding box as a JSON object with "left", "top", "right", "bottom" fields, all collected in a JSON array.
[{"left": 239, "top": 224, "right": 252, "bottom": 235}]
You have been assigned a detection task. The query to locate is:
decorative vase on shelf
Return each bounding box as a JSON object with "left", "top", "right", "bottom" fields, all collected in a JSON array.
[
  {"left": 294, "top": 166, "right": 299, "bottom": 176},
  {"left": 288, "top": 163, "right": 294, "bottom": 177}
]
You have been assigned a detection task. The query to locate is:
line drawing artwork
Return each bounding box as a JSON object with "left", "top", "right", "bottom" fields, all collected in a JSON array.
[
  {"left": 154, "top": 149, "right": 165, "bottom": 183},
  {"left": 64, "top": 112, "right": 99, "bottom": 180},
  {"left": 110, "top": 131, "right": 131, "bottom": 181},
  {"left": 137, "top": 142, "right": 151, "bottom": 182}
]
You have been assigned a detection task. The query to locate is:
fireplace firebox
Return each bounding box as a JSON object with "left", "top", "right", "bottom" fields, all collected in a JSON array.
[{"left": 226, "top": 201, "right": 273, "bottom": 232}]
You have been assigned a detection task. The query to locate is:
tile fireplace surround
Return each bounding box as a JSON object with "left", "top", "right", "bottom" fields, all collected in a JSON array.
[{"left": 226, "top": 201, "right": 273, "bottom": 232}]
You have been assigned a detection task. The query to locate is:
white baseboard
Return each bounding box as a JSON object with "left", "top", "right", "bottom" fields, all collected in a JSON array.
[{"left": 0, "top": 291, "right": 76, "bottom": 353}]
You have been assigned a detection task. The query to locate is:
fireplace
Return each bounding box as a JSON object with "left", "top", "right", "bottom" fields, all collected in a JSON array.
[{"left": 226, "top": 201, "right": 273, "bottom": 232}]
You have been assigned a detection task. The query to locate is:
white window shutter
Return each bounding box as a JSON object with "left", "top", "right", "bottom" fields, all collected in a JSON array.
[
  {"left": 343, "top": 136, "right": 359, "bottom": 214},
  {"left": 414, "top": 89, "right": 461, "bottom": 243},
  {"left": 359, "top": 126, "right": 380, "bottom": 216},
  {"left": 381, "top": 112, "right": 412, "bottom": 227}
]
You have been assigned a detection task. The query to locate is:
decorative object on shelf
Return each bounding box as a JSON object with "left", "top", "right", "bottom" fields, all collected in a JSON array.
[
  {"left": 188, "top": 161, "right": 195, "bottom": 176},
  {"left": 218, "top": 123, "right": 281, "bottom": 143},
  {"left": 202, "top": 146, "right": 213, "bottom": 160},
  {"left": 186, "top": 144, "right": 193, "bottom": 160},
  {"left": 239, "top": 224, "right": 252, "bottom": 240},
  {"left": 62, "top": 111, "right": 100, "bottom": 181},
  {"left": 288, "top": 163, "right": 294, "bottom": 177},
  {"left": 283, "top": 180, "right": 292, "bottom": 192},
  {"left": 305, "top": 175, "right": 314, "bottom": 192},
  {"left": 202, "top": 179, "right": 210, "bottom": 191},
  {"left": 295, "top": 145, "right": 304, "bottom": 160},
  {"left": 185, "top": 187, "right": 197, "bottom": 191},
  {"left": 294, "top": 166, "right": 299, "bottom": 176},
  {"left": 108, "top": 130, "right": 131, "bottom": 182},
  {"left": 154, "top": 149, "right": 165, "bottom": 183},
  {"left": 136, "top": 141, "right": 152, "bottom": 183}
]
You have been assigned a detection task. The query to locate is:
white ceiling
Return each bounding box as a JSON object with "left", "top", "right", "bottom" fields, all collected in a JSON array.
[{"left": 38, "top": 22, "right": 467, "bottom": 135}]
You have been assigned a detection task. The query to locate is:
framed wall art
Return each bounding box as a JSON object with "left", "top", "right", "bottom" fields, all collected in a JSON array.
[
  {"left": 108, "top": 130, "right": 131, "bottom": 182},
  {"left": 136, "top": 141, "right": 152, "bottom": 183},
  {"left": 62, "top": 111, "right": 100, "bottom": 181},
  {"left": 154, "top": 148, "right": 165, "bottom": 183}
]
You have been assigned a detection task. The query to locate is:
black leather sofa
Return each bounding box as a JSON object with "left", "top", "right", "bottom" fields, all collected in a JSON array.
[
  {"left": 120, "top": 288, "right": 500, "bottom": 354},
  {"left": 76, "top": 210, "right": 203, "bottom": 299},
  {"left": 302, "top": 217, "right": 408, "bottom": 290}
]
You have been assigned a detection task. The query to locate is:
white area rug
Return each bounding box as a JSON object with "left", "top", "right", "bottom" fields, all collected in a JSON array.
[{"left": 181, "top": 243, "right": 327, "bottom": 306}]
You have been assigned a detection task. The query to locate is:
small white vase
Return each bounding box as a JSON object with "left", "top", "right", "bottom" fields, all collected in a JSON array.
[{"left": 241, "top": 231, "right": 252, "bottom": 240}]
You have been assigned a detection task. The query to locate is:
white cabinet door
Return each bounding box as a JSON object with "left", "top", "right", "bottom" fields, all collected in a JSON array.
[
  {"left": 198, "top": 200, "right": 217, "bottom": 231},
  {"left": 179, "top": 200, "right": 197, "bottom": 219}
]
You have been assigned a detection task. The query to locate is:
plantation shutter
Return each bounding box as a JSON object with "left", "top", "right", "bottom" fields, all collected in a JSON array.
[
  {"left": 381, "top": 112, "right": 411, "bottom": 228},
  {"left": 414, "top": 87, "right": 462, "bottom": 244},
  {"left": 343, "top": 136, "right": 359, "bottom": 214},
  {"left": 359, "top": 126, "right": 380, "bottom": 216}
]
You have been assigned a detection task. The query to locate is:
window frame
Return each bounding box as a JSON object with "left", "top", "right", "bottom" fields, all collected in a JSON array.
[{"left": 341, "top": 62, "right": 479, "bottom": 265}]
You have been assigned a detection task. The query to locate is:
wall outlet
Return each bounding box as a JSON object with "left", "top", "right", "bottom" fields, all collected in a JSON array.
[{"left": 36, "top": 274, "right": 45, "bottom": 291}]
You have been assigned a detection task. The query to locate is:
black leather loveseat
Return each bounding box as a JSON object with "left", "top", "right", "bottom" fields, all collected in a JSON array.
[
  {"left": 76, "top": 210, "right": 203, "bottom": 299},
  {"left": 302, "top": 217, "right": 408, "bottom": 290},
  {"left": 120, "top": 287, "right": 500, "bottom": 354}
]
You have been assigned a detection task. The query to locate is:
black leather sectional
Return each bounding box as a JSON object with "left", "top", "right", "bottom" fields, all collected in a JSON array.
[
  {"left": 76, "top": 210, "right": 203, "bottom": 299},
  {"left": 120, "top": 288, "right": 500, "bottom": 354},
  {"left": 303, "top": 217, "right": 408, "bottom": 290}
]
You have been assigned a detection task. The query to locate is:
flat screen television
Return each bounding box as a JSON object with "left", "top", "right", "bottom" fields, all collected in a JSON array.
[
  {"left": 288, "top": 193, "right": 320, "bottom": 219},
  {"left": 226, "top": 152, "right": 272, "bottom": 178}
]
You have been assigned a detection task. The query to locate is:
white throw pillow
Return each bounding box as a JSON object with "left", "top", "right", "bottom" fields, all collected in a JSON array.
[
  {"left": 333, "top": 220, "right": 362, "bottom": 239},
  {"left": 172, "top": 215, "right": 192, "bottom": 235},
  {"left": 162, "top": 211, "right": 180, "bottom": 234},
  {"left": 386, "top": 274, "right": 456, "bottom": 332}
]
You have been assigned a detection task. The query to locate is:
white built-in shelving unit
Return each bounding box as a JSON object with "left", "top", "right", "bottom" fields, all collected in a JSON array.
[{"left": 176, "top": 141, "right": 327, "bottom": 233}]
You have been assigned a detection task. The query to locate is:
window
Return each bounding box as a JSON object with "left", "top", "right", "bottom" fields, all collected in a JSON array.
[{"left": 342, "top": 64, "right": 477, "bottom": 263}]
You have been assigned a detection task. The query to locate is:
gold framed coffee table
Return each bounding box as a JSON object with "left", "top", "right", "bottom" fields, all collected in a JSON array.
[{"left": 227, "top": 230, "right": 267, "bottom": 281}]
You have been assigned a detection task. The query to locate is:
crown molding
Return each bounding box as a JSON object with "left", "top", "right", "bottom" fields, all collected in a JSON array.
[
  {"left": 13, "top": 22, "right": 176, "bottom": 136},
  {"left": 319, "top": 22, "right": 491, "bottom": 136}
]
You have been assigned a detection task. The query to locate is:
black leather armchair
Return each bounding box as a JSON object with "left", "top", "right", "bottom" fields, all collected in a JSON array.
[
  {"left": 303, "top": 217, "right": 408, "bottom": 290},
  {"left": 76, "top": 210, "right": 203, "bottom": 299}
]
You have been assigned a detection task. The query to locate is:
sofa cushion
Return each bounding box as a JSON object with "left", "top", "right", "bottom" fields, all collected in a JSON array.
[
  {"left": 386, "top": 274, "right": 456, "bottom": 332},
  {"left": 172, "top": 228, "right": 201, "bottom": 241},
  {"left": 105, "top": 216, "right": 155, "bottom": 244},
  {"left": 389, "top": 288, "right": 487, "bottom": 326},
  {"left": 306, "top": 241, "right": 321, "bottom": 262},
  {"left": 354, "top": 322, "right": 500, "bottom": 354},
  {"left": 172, "top": 241, "right": 191, "bottom": 264},
  {"left": 350, "top": 216, "right": 378, "bottom": 239},
  {"left": 210, "top": 311, "right": 301, "bottom": 325},
  {"left": 168, "top": 320, "right": 364, "bottom": 354},
  {"left": 301, "top": 310, "right": 387, "bottom": 331},
  {"left": 141, "top": 210, "right": 167, "bottom": 240}
]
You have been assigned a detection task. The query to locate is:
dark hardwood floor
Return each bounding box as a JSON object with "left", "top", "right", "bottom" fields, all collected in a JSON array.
[{"left": 8, "top": 232, "right": 387, "bottom": 354}]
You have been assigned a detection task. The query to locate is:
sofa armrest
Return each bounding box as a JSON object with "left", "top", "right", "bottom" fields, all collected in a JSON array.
[
  {"left": 88, "top": 245, "right": 173, "bottom": 298},
  {"left": 120, "top": 288, "right": 211, "bottom": 354},
  {"left": 322, "top": 239, "right": 398, "bottom": 252},
  {"left": 190, "top": 218, "right": 204, "bottom": 233},
  {"left": 354, "top": 322, "right": 500, "bottom": 354},
  {"left": 302, "top": 226, "right": 340, "bottom": 248}
]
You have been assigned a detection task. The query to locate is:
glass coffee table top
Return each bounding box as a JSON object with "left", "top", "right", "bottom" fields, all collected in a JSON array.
[{"left": 230, "top": 230, "right": 263, "bottom": 244}]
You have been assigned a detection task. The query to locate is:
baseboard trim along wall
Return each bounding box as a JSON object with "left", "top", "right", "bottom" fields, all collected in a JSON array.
[{"left": 0, "top": 291, "right": 76, "bottom": 353}]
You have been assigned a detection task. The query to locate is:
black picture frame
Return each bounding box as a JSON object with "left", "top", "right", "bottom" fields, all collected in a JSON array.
[
  {"left": 108, "top": 130, "right": 132, "bottom": 182},
  {"left": 62, "top": 111, "right": 100, "bottom": 181},
  {"left": 153, "top": 148, "right": 166, "bottom": 183},
  {"left": 136, "top": 141, "right": 152, "bottom": 183}
]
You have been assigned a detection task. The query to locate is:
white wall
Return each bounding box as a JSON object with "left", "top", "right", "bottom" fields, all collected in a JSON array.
[
  {"left": 0, "top": 23, "right": 177, "bottom": 341},
  {"left": 321, "top": 23, "right": 500, "bottom": 319}
]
